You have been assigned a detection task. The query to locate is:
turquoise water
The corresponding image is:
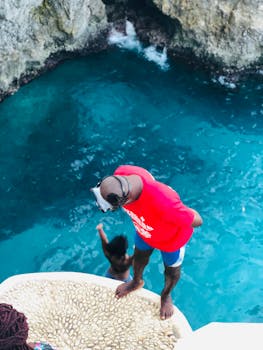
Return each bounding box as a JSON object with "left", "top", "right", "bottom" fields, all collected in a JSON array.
[{"left": 0, "top": 48, "right": 262, "bottom": 330}]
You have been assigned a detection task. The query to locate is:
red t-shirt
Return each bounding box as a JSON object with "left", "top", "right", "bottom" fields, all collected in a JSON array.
[{"left": 114, "top": 165, "right": 195, "bottom": 252}]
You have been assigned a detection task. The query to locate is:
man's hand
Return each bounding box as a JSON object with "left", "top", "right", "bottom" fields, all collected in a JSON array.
[{"left": 191, "top": 209, "right": 203, "bottom": 227}]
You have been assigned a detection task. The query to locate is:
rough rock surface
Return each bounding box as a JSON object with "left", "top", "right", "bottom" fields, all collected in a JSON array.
[
  {"left": 0, "top": 0, "right": 108, "bottom": 97},
  {"left": 0, "top": 0, "right": 262, "bottom": 98},
  {"left": 152, "top": 0, "right": 263, "bottom": 69},
  {"left": 1, "top": 279, "right": 180, "bottom": 350}
]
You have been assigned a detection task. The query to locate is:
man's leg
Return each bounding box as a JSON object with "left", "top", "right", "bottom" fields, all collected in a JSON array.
[
  {"left": 115, "top": 247, "right": 153, "bottom": 298},
  {"left": 115, "top": 233, "right": 153, "bottom": 298},
  {"left": 160, "top": 246, "right": 186, "bottom": 319},
  {"left": 160, "top": 265, "right": 181, "bottom": 319}
]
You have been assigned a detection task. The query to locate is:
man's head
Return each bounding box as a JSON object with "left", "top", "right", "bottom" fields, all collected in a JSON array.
[{"left": 91, "top": 175, "right": 130, "bottom": 212}]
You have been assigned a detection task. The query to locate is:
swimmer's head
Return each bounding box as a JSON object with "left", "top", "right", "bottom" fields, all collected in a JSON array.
[{"left": 107, "top": 235, "right": 128, "bottom": 258}]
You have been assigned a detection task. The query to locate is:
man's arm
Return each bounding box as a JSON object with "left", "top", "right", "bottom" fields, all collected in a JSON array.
[
  {"left": 189, "top": 208, "right": 203, "bottom": 227},
  {"left": 96, "top": 223, "right": 109, "bottom": 256}
]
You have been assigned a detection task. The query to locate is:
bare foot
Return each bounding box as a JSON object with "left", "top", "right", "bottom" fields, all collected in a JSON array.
[
  {"left": 160, "top": 295, "right": 174, "bottom": 320},
  {"left": 115, "top": 280, "right": 144, "bottom": 298}
]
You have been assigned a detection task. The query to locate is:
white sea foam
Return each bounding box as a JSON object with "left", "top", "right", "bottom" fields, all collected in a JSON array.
[
  {"left": 143, "top": 46, "right": 169, "bottom": 71},
  {"left": 217, "top": 75, "right": 236, "bottom": 89},
  {"left": 108, "top": 21, "right": 142, "bottom": 52},
  {"left": 108, "top": 20, "right": 170, "bottom": 70}
]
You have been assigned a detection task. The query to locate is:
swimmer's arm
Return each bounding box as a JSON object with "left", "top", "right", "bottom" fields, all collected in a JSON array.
[
  {"left": 188, "top": 208, "right": 203, "bottom": 227},
  {"left": 96, "top": 223, "right": 109, "bottom": 256}
]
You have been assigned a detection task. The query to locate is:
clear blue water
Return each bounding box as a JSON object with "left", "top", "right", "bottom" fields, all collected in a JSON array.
[{"left": 0, "top": 48, "right": 262, "bottom": 330}]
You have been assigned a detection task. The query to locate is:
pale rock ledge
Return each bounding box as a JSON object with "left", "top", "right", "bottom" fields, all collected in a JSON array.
[{"left": 0, "top": 272, "right": 192, "bottom": 350}]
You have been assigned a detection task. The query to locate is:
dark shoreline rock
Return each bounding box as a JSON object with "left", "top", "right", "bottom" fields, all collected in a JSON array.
[{"left": 105, "top": 0, "right": 262, "bottom": 88}]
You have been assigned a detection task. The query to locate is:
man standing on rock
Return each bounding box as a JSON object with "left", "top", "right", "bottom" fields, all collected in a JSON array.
[{"left": 91, "top": 165, "right": 203, "bottom": 320}]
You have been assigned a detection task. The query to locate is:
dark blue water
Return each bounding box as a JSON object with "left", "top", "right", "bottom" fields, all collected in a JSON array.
[{"left": 0, "top": 48, "right": 262, "bottom": 330}]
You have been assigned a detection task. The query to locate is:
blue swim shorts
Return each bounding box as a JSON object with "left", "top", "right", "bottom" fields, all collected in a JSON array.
[{"left": 134, "top": 232, "right": 186, "bottom": 267}]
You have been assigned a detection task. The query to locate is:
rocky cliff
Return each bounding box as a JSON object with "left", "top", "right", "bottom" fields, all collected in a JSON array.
[
  {"left": 152, "top": 0, "right": 263, "bottom": 69},
  {"left": 0, "top": 0, "right": 108, "bottom": 99},
  {"left": 0, "top": 0, "right": 262, "bottom": 99}
]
